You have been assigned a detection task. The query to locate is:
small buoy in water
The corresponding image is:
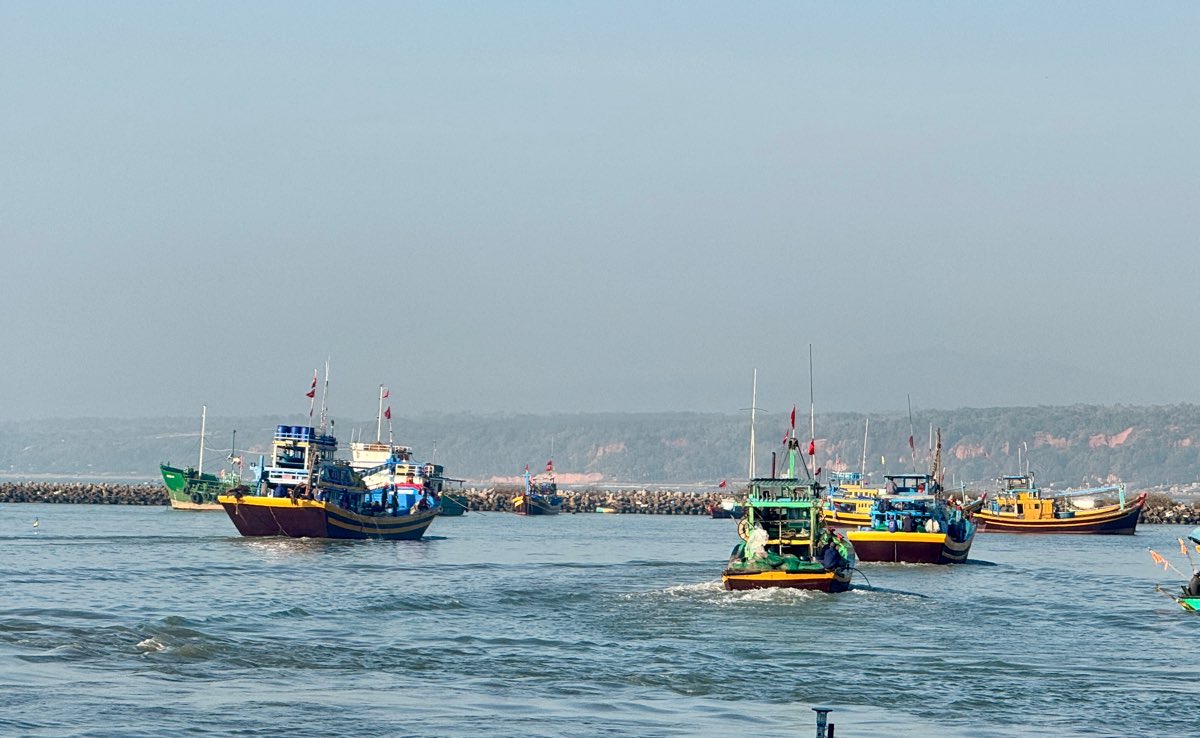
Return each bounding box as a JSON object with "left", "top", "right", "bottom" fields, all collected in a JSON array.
[{"left": 32, "top": 517, "right": 39, "bottom": 528}]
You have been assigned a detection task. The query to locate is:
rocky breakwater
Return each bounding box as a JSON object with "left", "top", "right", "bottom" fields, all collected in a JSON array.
[
  {"left": 461, "top": 486, "right": 733, "bottom": 515},
  {"left": 1139, "top": 493, "right": 1200, "bottom": 525},
  {"left": 0, "top": 481, "right": 167, "bottom": 505}
]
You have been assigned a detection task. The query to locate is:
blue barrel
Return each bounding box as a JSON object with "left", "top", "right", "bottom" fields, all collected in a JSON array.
[{"left": 276, "top": 424, "right": 288, "bottom": 437}]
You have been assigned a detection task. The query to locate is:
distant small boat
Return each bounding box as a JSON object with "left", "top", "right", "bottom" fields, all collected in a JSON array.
[
  {"left": 708, "top": 497, "right": 743, "bottom": 519},
  {"left": 975, "top": 474, "right": 1146, "bottom": 534},
  {"left": 437, "top": 494, "right": 469, "bottom": 516},
  {"left": 594, "top": 506, "right": 618, "bottom": 514},
  {"left": 513, "top": 463, "right": 563, "bottom": 516}
]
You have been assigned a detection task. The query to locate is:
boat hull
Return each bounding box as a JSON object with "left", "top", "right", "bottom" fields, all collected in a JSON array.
[
  {"left": 160, "top": 464, "right": 238, "bottom": 511},
  {"left": 437, "top": 494, "right": 469, "bottom": 517},
  {"left": 513, "top": 496, "right": 562, "bottom": 516},
  {"left": 822, "top": 509, "right": 870, "bottom": 527},
  {"left": 1179, "top": 597, "right": 1200, "bottom": 612},
  {"left": 722, "top": 567, "right": 852, "bottom": 592},
  {"left": 976, "top": 497, "right": 1145, "bottom": 534},
  {"left": 848, "top": 529, "right": 974, "bottom": 564},
  {"left": 217, "top": 495, "right": 438, "bottom": 540}
]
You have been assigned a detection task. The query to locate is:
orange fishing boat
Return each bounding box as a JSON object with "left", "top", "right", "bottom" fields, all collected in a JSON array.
[{"left": 975, "top": 474, "right": 1146, "bottom": 534}]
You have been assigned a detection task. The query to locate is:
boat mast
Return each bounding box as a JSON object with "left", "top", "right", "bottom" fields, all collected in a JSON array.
[
  {"left": 198, "top": 404, "right": 207, "bottom": 474},
  {"left": 318, "top": 359, "right": 330, "bottom": 434},
  {"left": 907, "top": 394, "right": 918, "bottom": 473},
  {"left": 860, "top": 417, "right": 869, "bottom": 479},
  {"left": 748, "top": 368, "right": 757, "bottom": 480},
  {"left": 808, "top": 344, "right": 816, "bottom": 480},
  {"left": 376, "top": 384, "right": 384, "bottom": 443}
]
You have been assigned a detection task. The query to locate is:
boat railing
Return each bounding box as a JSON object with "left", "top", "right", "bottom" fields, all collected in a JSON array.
[{"left": 1042, "top": 484, "right": 1127, "bottom": 507}]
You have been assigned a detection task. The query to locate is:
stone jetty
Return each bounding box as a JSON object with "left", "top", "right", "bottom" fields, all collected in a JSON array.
[
  {"left": 0, "top": 481, "right": 167, "bottom": 505},
  {"left": 2, "top": 482, "right": 1198, "bottom": 524}
]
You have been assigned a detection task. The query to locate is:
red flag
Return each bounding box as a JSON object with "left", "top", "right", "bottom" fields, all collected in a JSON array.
[
  {"left": 382, "top": 388, "right": 389, "bottom": 399},
  {"left": 790, "top": 405, "right": 796, "bottom": 429},
  {"left": 305, "top": 371, "right": 317, "bottom": 399},
  {"left": 808, "top": 439, "right": 816, "bottom": 456},
  {"left": 908, "top": 435, "right": 915, "bottom": 450},
  {"left": 815, "top": 466, "right": 822, "bottom": 476},
  {"left": 524, "top": 464, "right": 529, "bottom": 473},
  {"left": 719, "top": 479, "right": 727, "bottom": 488},
  {"left": 546, "top": 459, "right": 554, "bottom": 472},
  {"left": 384, "top": 406, "right": 391, "bottom": 420}
]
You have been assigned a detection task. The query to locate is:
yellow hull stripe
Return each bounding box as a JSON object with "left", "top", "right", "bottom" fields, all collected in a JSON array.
[{"left": 847, "top": 531, "right": 946, "bottom": 544}]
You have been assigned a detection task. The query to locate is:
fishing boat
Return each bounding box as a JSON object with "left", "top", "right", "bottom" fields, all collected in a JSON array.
[
  {"left": 160, "top": 405, "right": 243, "bottom": 511},
  {"left": 975, "top": 474, "right": 1147, "bottom": 534},
  {"left": 846, "top": 475, "right": 976, "bottom": 564},
  {"left": 709, "top": 497, "right": 743, "bottom": 519},
  {"left": 347, "top": 385, "right": 464, "bottom": 517},
  {"left": 512, "top": 462, "right": 563, "bottom": 516},
  {"left": 723, "top": 427, "right": 856, "bottom": 591},
  {"left": 1149, "top": 536, "right": 1200, "bottom": 612},
  {"left": 437, "top": 493, "right": 469, "bottom": 516},
  {"left": 218, "top": 423, "right": 439, "bottom": 540}
]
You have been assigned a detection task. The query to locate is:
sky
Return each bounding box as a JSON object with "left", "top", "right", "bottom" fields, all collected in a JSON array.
[{"left": 2, "top": 2, "right": 1197, "bottom": 422}]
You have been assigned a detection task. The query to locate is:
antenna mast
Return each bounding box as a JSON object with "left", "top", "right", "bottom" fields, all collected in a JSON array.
[
  {"left": 376, "top": 384, "right": 385, "bottom": 443},
  {"left": 318, "top": 359, "right": 330, "bottom": 434},
  {"left": 860, "top": 417, "right": 869, "bottom": 479},
  {"left": 198, "top": 404, "right": 207, "bottom": 474},
  {"left": 748, "top": 368, "right": 758, "bottom": 480}
]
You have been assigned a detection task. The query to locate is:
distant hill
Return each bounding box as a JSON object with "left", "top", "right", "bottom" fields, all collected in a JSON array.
[{"left": 2, "top": 405, "right": 1200, "bottom": 491}]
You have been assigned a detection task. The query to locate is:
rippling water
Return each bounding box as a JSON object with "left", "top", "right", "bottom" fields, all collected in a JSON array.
[{"left": 1, "top": 504, "right": 1196, "bottom": 737}]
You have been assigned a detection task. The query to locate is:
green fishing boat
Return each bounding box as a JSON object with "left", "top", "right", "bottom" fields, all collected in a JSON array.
[
  {"left": 723, "top": 415, "right": 855, "bottom": 592},
  {"left": 438, "top": 493, "right": 469, "bottom": 516},
  {"left": 160, "top": 406, "right": 245, "bottom": 511}
]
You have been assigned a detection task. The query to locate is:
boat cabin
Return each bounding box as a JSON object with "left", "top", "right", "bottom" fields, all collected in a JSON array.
[
  {"left": 260, "top": 425, "right": 338, "bottom": 492},
  {"left": 744, "top": 478, "right": 825, "bottom": 556},
  {"left": 883, "top": 474, "right": 940, "bottom": 496}
]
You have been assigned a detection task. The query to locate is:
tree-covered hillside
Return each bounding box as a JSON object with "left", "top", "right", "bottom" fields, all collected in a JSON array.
[{"left": 2, "top": 405, "right": 1199, "bottom": 490}]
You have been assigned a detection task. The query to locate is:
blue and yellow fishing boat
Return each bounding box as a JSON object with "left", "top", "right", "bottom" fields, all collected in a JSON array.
[
  {"left": 847, "top": 475, "right": 976, "bottom": 564},
  {"left": 218, "top": 424, "right": 439, "bottom": 540}
]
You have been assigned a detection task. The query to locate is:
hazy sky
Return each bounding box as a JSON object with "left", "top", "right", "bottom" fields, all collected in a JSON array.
[{"left": 3, "top": 2, "right": 1197, "bottom": 422}]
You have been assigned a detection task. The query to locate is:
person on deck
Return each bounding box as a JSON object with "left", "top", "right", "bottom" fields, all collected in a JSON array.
[{"left": 1187, "top": 571, "right": 1200, "bottom": 598}]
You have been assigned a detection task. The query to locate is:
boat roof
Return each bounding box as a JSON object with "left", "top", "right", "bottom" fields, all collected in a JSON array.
[{"left": 885, "top": 474, "right": 932, "bottom": 482}]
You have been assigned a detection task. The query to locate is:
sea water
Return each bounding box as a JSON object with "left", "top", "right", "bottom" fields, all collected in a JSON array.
[{"left": 0, "top": 504, "right": 1196, "bottom": 737}]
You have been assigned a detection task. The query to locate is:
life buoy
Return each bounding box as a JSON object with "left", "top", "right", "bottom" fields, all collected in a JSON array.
[{"left": 737, "top": 518, "right": 752, "bottom": 541}]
